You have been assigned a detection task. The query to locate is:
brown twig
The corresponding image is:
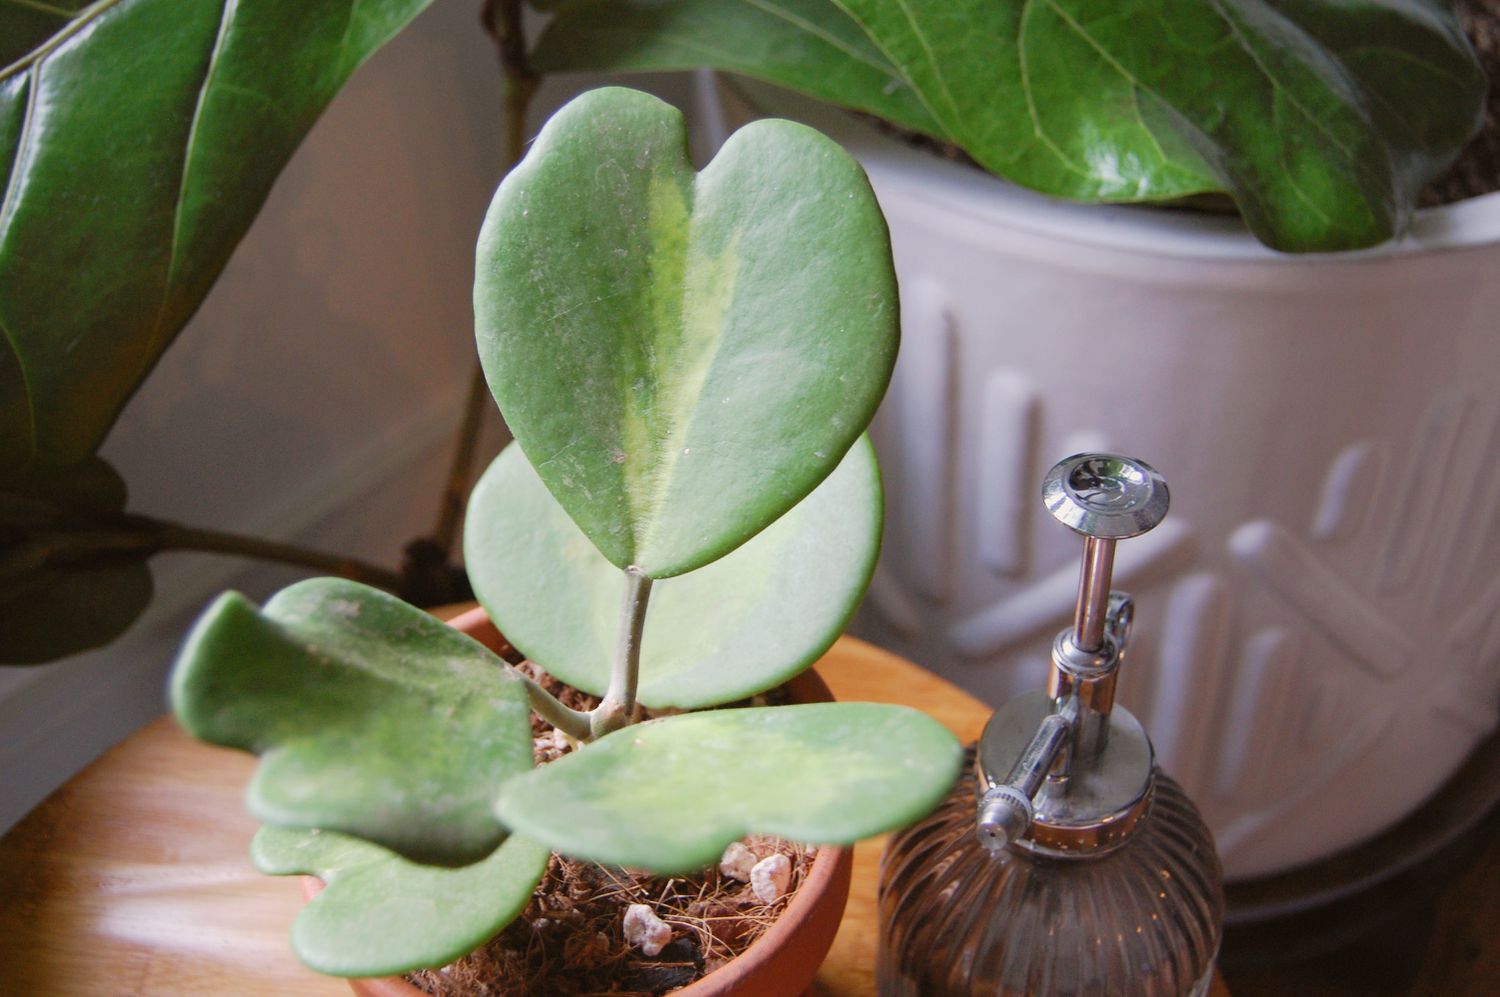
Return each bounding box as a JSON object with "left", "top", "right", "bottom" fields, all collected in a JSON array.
[{"left": 426, "top": 0, "right": 542, "bottom": 557}]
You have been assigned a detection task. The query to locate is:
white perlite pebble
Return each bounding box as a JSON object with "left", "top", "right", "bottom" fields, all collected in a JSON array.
[
  {"left": 750, "top": 853, "right": 792, "bottom": 904},
  {"left": 623, "top": 903, "right": 673, "bottom": 957},
  {"left": 719, "top": 841, "right": 757, "bottom": 882}
]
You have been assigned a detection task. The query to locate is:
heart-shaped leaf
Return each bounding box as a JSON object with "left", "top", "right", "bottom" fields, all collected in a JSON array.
[
  {"left": 464, "top": 436, "right": 881, "bottom": 709},
  {"left": 474, "top": 86, "right": 897, "bottom": 579},
  {"left": 251, "top": 825, "right": 550, "bottom": 977},
  {"left": 494, "top": 702, "right": 962, "bottom": 874},
  {"left": 530, "top": 0, "right": 943, "bottom": 138},
  {"left": 170, "top": 579, "right": 533, "bottom": 865},
  {"left": 533, "top": 1, "right": 1483, "bottom": 251},
  {"left": 0, "top": 458, "right": 153, "bottom": 664},
  {"left": 0, "top": 0, "right": 434, "bottom": 470}
]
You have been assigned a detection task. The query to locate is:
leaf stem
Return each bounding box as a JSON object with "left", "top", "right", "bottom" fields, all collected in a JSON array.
[
  {"left": 137, "top": 516, "right": 404, "bottom": 590},
  {"left": 508, "top": 661, "right": 594, "bottom": 742},
  {"left": 590, "top": 567, "right": 653, "bottom": 739}
]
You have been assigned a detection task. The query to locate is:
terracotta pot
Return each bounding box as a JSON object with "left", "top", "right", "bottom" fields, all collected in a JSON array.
[{"left": 307, "top": 605, "right": 854, "bottom": 997}]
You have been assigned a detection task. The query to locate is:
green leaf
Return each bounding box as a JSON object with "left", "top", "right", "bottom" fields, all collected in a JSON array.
[
  {"left": 537, "top": 1, "right": 1483, "bottom": 251},
  {"left": 830, "top": 0, "right": 1482, "bottom": 251},
  {"left": 474, "top": 86, "right": 897, "bottom": 578},
  {"left": 530, "top": 0, "right": 944, "bottom": 138},
  {"left": 465, "top": 435, "right": 881, "bottom": 709},
  {"left": 0, "top": 457, "right": 152, "bottom": 664},
  {"left": 494, "top": 702, "right": 962, "bottom": 874},
  {"left": 170, "top": 578, "right": 533, "bottom": 866},
  {"left": 251, "top": 825, "right": 550, "bottom": 977},
  {"left": 0, "top": 0, "right": 435, "bottom": 471}
]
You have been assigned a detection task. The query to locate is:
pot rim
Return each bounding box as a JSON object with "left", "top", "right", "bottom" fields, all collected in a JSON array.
[
  {"left": 723, "top": 76, "right": 1500, "bottom": 264},
  {"left": 316, "top": 605, "right": 853, "bottom": 996}
]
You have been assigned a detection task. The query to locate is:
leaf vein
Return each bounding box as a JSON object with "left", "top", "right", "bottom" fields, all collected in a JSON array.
[
  {"left": 336, "top": 0, "right": 365, "bottom": 77},
  {"left": 152, "top": 0, "right": 240, "bottom": 352},
  {"left": 0, "top": 310, "right": 36, "bottom": 464},
  {"left": 738, "top": 0, "right": 890, "bottom": 74},
  {"left": 3, "top": 0, "right": 76, "bottom": 17},
  {"left": 0, "top": 0, "right": 123, "bottom": 82},
  {"left": 1017, "top": 0, "right": 1096, "bottom": 181},
  {"left": 1204, "top": 0, "right": 1357, "bottom": 162},
  {"left": 887, "top": 0, "right": 959, "bottom": 122},
  {"left": 0, "top": 68, "right": 43, "bottom": 461}
]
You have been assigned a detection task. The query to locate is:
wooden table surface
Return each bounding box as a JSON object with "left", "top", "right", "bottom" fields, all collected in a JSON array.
[{"left": 0, "top": 634, "right": 1227, "bottom": 995}]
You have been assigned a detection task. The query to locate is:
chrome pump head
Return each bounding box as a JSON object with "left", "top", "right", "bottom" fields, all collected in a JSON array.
[{"left": 977, "top": 453, "right": 1169, "bottom": 856}]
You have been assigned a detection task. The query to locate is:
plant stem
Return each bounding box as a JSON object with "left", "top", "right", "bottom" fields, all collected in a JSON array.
[
  {"left": 429, "top": 366, "right": 491, "bottom": 555},
  {"left": 508, "top": 662, "right": 594, "bottom": 741},
  {"left": 590, "top": 567, "right": 653, "bottom": 739},
  {"left": 428, "top": 0, "right": 541, "bottom": 556},
  {"left": 140, "top": 517, "right": 404, "bottom": 590}
]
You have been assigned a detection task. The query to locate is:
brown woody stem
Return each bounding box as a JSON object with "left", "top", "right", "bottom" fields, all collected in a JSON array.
[{"left": 428, "top": 0, "right": 542, "bottom": 555}]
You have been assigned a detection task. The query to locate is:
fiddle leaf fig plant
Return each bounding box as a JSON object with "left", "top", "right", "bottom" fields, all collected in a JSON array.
[
  {"left": 171, "top": 86, "right": 963, "bottom": 978},
  {"left": 530, "top": 0, "right": 1486, "bottom": 252},
  {"left": 0, "top": 0, "right": 436, "bottom": 472},
  {"left": 0, "top": 0, "right": 438, "bottom": 662}
]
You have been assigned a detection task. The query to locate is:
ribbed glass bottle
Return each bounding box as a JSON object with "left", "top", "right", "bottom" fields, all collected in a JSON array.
[{"left": 878, "top": 750, "right": 1224, "bottom": 997}]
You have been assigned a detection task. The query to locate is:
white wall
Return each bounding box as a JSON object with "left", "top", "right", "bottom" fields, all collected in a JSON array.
[{"left": 0, "top": 3, "right": 705, "bottom": 832}]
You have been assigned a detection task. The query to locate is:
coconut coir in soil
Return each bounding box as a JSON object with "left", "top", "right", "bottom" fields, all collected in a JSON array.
[{"left": 403, "top": 661, "right": 813, "bottom": 997}]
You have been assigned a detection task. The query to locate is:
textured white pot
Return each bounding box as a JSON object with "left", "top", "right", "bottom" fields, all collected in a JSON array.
[{"left": 717, "top": 80, "right": 1500, "bottom": 879}]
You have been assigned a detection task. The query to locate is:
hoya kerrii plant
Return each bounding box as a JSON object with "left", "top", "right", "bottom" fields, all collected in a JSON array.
[
  {"left": 526, "top": 0, "right": 1488, "bottom": 253},
  {"left": 170, "top": 86, "right": 964, "bottom": 979}
]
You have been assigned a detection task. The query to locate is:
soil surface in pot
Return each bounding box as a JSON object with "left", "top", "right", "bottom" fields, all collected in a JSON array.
[
  {"left": 1423, "top": 0, "right": 1500, "bottom": 207},
  {"left": 405, "top": 662, "right": 812, "bottom": 997}
]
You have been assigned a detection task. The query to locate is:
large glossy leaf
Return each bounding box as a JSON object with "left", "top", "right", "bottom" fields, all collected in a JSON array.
[
  {"left": 252, "top": 825, "right": 550, "bottom": 977},
  {"left": 494, "top": 702, "right": 962, "bottom": 874},
  {"left": 535, "top": 1, "right": 1483, "bottom": 252},
  {"left": 171, "top": 578, "right": 533, "bottom": 866},
  {"left": 834, "top": 0, "right": 1484, "bottom": 250},
  {"left": 464, "top": 436, "right": 881, "bottom": 709},
  {"left": 0, "top": 0, "right": 435, "bottom": 470},
  {"left": 474, "top": 87, "right": 897, "bottom": 579},
  {"left": 530, "top": 0, "right": 942, "bottom": 138},
  {"left": 0, "top": 457, "right": 152, "bottom": 663}
]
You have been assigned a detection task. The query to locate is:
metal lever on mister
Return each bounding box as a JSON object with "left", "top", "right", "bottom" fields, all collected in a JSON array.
[
  {"left": 976, "top": 453, "right": 1170, "bottom": 853},
  {"left": 877, "top": 451, "right": 1224, "bottom": 997}
]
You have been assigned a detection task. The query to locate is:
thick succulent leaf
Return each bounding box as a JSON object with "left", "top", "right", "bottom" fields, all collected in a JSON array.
[
  {"left": 0, "top": 457, "right": 152, "bottom": 664},
  {"left": 170, "top": 579, "right": 533, "bottom": 866},
  {"left": 465, "top": 436, "right": 881, "bottom": 709},
  {"left": 494, "top": 703, "right": 962, "bottom": 874},
  {"left": 831, "top": 0, "right": 1482, "bottom": 251},
  {"left": 251, "top": 826, "right": 550, "bottom": 977},
  {"left": 474, "top": 87, "right": 897, "bottom": 578},
  {"left": 530, "top": 0, "right": 943, "bottom": 138},
  {"left": 0, "top": 0, "right": 434, "bottom": 470}
]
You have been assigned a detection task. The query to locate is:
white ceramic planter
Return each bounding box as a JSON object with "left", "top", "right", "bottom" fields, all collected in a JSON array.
[{"left": 716, "top": 80, "right": 1500, "bottom": 879}]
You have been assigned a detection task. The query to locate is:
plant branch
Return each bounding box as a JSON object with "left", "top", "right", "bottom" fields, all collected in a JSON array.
[
  {"left": 508, "top": 660, "right": 594, "bottom": 741},
  {"left": 138, "top": 517, "right": 404, "bottom": 590},
  {"left": 428, "top": 0, "right": 542, "bottom": 556},
  {"left": 429, "top": 366, "right": 492, "bottom": 554},
  {"left": 590, "top": 567, "right": 653, "bottom": 739}
]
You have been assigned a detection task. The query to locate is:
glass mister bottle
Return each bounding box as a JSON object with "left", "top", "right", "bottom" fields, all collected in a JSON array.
[{"left": 878, "top": 453, "right": 1225, "bottom": 996}]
